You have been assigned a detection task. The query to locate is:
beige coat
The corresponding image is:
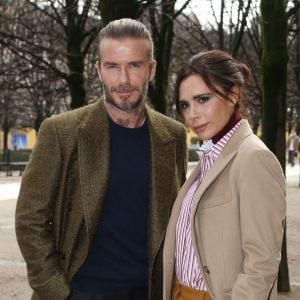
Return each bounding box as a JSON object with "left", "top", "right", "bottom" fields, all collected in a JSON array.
[
  {"left": 163, "top": 120, "right": 286, "bottom": 300},
  {"left": 15, "top": 99, "right": 187, "bottom": 300}
]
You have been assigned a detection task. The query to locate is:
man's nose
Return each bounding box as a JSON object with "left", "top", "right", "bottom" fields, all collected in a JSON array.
[{"left": 119, "top": 67, "right": 130, "bottom": 84}]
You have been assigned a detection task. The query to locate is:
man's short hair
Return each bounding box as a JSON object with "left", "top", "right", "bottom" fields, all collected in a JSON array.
[{"left": 98, "top": 18, "right": 154, "bottom": 60}]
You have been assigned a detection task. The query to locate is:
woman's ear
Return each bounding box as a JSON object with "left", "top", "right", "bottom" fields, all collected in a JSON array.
[{"left": 231, "top": 86, "right": 240, "bottom": 105}]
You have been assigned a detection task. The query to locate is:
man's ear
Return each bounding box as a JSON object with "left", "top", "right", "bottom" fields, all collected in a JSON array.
[
  {"left": 95, "top": 60, "right": 102, "bottom": 81},
  {"left": 148, "top": 60, "right": 157, "bottom": 82}
]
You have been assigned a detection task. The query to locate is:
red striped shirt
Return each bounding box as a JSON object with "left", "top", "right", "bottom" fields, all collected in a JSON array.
[{"left": 175, "top": 121, "right": 242, "bottom": 290}]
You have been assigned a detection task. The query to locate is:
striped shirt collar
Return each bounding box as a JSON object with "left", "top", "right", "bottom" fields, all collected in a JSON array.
[{"left": 199, "top": 119, "right": 242, "bottom": 161}]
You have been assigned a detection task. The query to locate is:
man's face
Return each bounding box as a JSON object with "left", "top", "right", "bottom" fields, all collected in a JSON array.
[{"left": 96, "top": 37, "right": 156, "bottom": 112}]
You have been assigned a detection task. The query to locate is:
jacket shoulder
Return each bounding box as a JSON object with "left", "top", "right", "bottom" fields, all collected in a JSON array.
[
  {"left": 149, "top": 108, "right": 185, "bottom": 134},
  {"left": 238, "top": 133, "right": 268, "bottom": 152},
  {"left": 41, "top": 101, "right": 99, "bottom": 134},
  {"left": 47, "top": 101, "right": 98, "bottom": 124},
  {"left": 235, "top": 133, "right": 284, "bottom": 182}
]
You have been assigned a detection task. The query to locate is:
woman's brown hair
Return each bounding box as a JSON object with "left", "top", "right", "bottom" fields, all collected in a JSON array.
[{"left": 174, "top": 50, "right": 250, "bottom": 115}]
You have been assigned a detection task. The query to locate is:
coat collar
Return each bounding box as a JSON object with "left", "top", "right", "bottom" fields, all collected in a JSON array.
[{"left": 146, "top": 106, "right": 177, "bottom": 272}]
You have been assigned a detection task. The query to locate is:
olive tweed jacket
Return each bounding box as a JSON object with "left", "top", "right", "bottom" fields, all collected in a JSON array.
[{"left": 15, "top": 99, "right": 187, "bottom": 300}]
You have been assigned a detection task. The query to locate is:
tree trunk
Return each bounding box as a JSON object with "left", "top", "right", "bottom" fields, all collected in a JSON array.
[
  {"left": 218, "top": 0, "right": 225, "bottom": 50},
  {"left": 66, "top": 1, "right": 87, "bottom": 109},
  {"left": 2, "top": 114, "right": 10, "bottom": 163},
  {"left": 149, "top": 0, "right": 176, "bottom": 114},
  {"left": 98, "top": 0, "right": 139, "bottom": 25},
  {"left": 260, "top": 0, "right": 290, "bottom": 292},
  {"left": 66, "top": 57, "right": 86, "bottom": 110}
]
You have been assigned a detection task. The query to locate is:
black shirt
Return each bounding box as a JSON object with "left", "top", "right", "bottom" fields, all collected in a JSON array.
[{"left": 71, "top": 117, "right": 150, "bottom": 295}]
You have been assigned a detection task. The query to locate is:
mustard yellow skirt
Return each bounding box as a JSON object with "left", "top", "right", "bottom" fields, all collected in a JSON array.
[{"left": 172, "top": 277, "right": 212, "bottom": 300}]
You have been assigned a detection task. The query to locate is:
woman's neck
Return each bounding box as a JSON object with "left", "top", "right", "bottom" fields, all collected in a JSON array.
[{"left": 212, "top": 110, "right": 242, "bottom": 144}]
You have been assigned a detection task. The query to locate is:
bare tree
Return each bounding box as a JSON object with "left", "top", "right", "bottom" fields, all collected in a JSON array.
[
  {"left": 261, "top": 0, "right": 290, "bottom": 292},
  {"left": 0, "top": 0, "right": 100, "bottom": 110}
]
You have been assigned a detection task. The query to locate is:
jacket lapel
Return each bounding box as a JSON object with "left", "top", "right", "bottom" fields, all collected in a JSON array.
[
  {"left": 78, "top": 100, "right": 110, "bottom": 246},
  {"left": 190, "top": 152, "right": 237, "bottom": 215},
  {"left": 163, "top": 162, "right": 201, "bottom": 262},
  {"left": 163, "top": 161, "right": 203, "bottom": 298},
  {"left": 146, "top": 107, "right": 178, "bottom": 269},
  {"left": 191, "top": 119, "right": 253, "bottom": 216}
]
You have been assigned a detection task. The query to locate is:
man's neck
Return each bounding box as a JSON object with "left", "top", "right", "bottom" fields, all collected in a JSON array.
[{"left": 104, "top": 101, "right": 146, "bottom": 128}]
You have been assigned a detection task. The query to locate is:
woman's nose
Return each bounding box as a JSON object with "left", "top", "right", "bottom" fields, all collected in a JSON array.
[{"left": 189, "top": 104, "right": 200, "bottom": 120}]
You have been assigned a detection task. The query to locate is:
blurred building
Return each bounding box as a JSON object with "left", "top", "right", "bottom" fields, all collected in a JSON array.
[{"left": 0, "top": 128, "right": 36, "bottom": 150}]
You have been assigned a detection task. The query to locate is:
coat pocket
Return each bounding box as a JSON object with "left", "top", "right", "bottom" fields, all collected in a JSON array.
[
  {"left": 201, "top": 194, "right": 232, "bottom": 209},
  {"left": 221, "top": 288, "right": 232, "bottom": 300}
]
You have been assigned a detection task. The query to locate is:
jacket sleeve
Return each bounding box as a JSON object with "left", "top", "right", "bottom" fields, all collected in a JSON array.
[
  {"left": 232, "top": 149, "right": 286, "bottom": 300},
  {"left": 15, "top": 118, "right": 70, "bottom": 300}
]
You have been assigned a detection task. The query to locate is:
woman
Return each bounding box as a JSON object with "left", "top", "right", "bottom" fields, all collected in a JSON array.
[{"left": 163, "top": 50, "right": 286, "bottom": 300}]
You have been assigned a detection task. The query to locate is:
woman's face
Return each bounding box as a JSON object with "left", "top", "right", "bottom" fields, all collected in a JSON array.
[{"left": 178, "top": 74, "right": 236, "bottom": 141}]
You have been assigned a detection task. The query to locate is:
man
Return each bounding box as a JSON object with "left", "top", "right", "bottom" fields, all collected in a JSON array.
[{"left": 15, "top": 19, "right": 187, "bottom": 300}]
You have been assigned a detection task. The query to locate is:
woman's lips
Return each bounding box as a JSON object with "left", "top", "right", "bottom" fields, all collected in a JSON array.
[{"left": 192, "top": 123, "right": 208, "bottom": 133}]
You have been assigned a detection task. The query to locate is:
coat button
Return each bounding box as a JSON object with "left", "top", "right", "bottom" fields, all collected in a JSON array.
[{"left": 203, "top": 266, "right": 210, "bottom": 274}]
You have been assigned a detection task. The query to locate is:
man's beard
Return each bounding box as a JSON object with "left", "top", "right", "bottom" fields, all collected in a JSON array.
[{"left": 103, "top": 81, "right": 148, "bottom": 112}]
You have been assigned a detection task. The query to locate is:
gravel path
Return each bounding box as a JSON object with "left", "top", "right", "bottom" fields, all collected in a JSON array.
[{"left": 0, "top": 163, "right": 299, "bottom": 299}]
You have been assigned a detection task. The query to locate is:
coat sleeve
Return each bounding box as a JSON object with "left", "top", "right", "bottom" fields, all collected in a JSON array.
[
  {"left": 232, "top": 149, "right": 286, "bottom": 300},
  {"left": 15, "top": 118, "right": 70, "bottom": 300}
]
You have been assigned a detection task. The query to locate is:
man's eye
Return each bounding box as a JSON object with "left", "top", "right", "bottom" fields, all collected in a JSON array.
[
  {"left": 130, "top": 63, "right": 141, "bottom": 69},
  {"left": 106, "top": 64, "right": 117, "bottom": 69}
]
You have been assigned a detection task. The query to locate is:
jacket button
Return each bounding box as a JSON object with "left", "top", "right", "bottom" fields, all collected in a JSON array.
[{"left": 203, "top": 266, "right": 210, "bottom": 274}]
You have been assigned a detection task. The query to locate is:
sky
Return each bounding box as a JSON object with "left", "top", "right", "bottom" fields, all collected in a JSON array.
[
  {"left": 175, "top": 0, "right": 213, "bottom": 23},
  {"left": 175, "top": 0, "right": 260, "bottom": 28},
  {"left": 175, "top": 0, "right": 220, "bottom": 20}
]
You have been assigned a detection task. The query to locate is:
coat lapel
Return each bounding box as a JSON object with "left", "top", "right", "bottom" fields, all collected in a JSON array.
[
  {"left": 146, "top": 107, "right": 178, "bottom": 269},
  {"left": 163, "top": 161, "right": 202, "bottom": 298},
  {"left": 78, "top": 100, "right": 110, "bottom": 246},
  {"left": 163, "top": 162, "right": 201, "bottom": 261},
  {"left": 191, "top": 119, "right": 253, "bottom": 216}
]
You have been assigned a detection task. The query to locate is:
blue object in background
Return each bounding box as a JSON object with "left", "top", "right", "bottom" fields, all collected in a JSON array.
[{"left": 11, "top": 134, "right": 27, "bottom": 148}]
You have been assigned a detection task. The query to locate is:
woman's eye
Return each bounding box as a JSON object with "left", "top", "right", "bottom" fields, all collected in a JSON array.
[
  {"left": 197, "top": 96, "right": 210, "bottom": 103},
  {"left": 179, "top": 101, "right": 188, "bottom": 110}
]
